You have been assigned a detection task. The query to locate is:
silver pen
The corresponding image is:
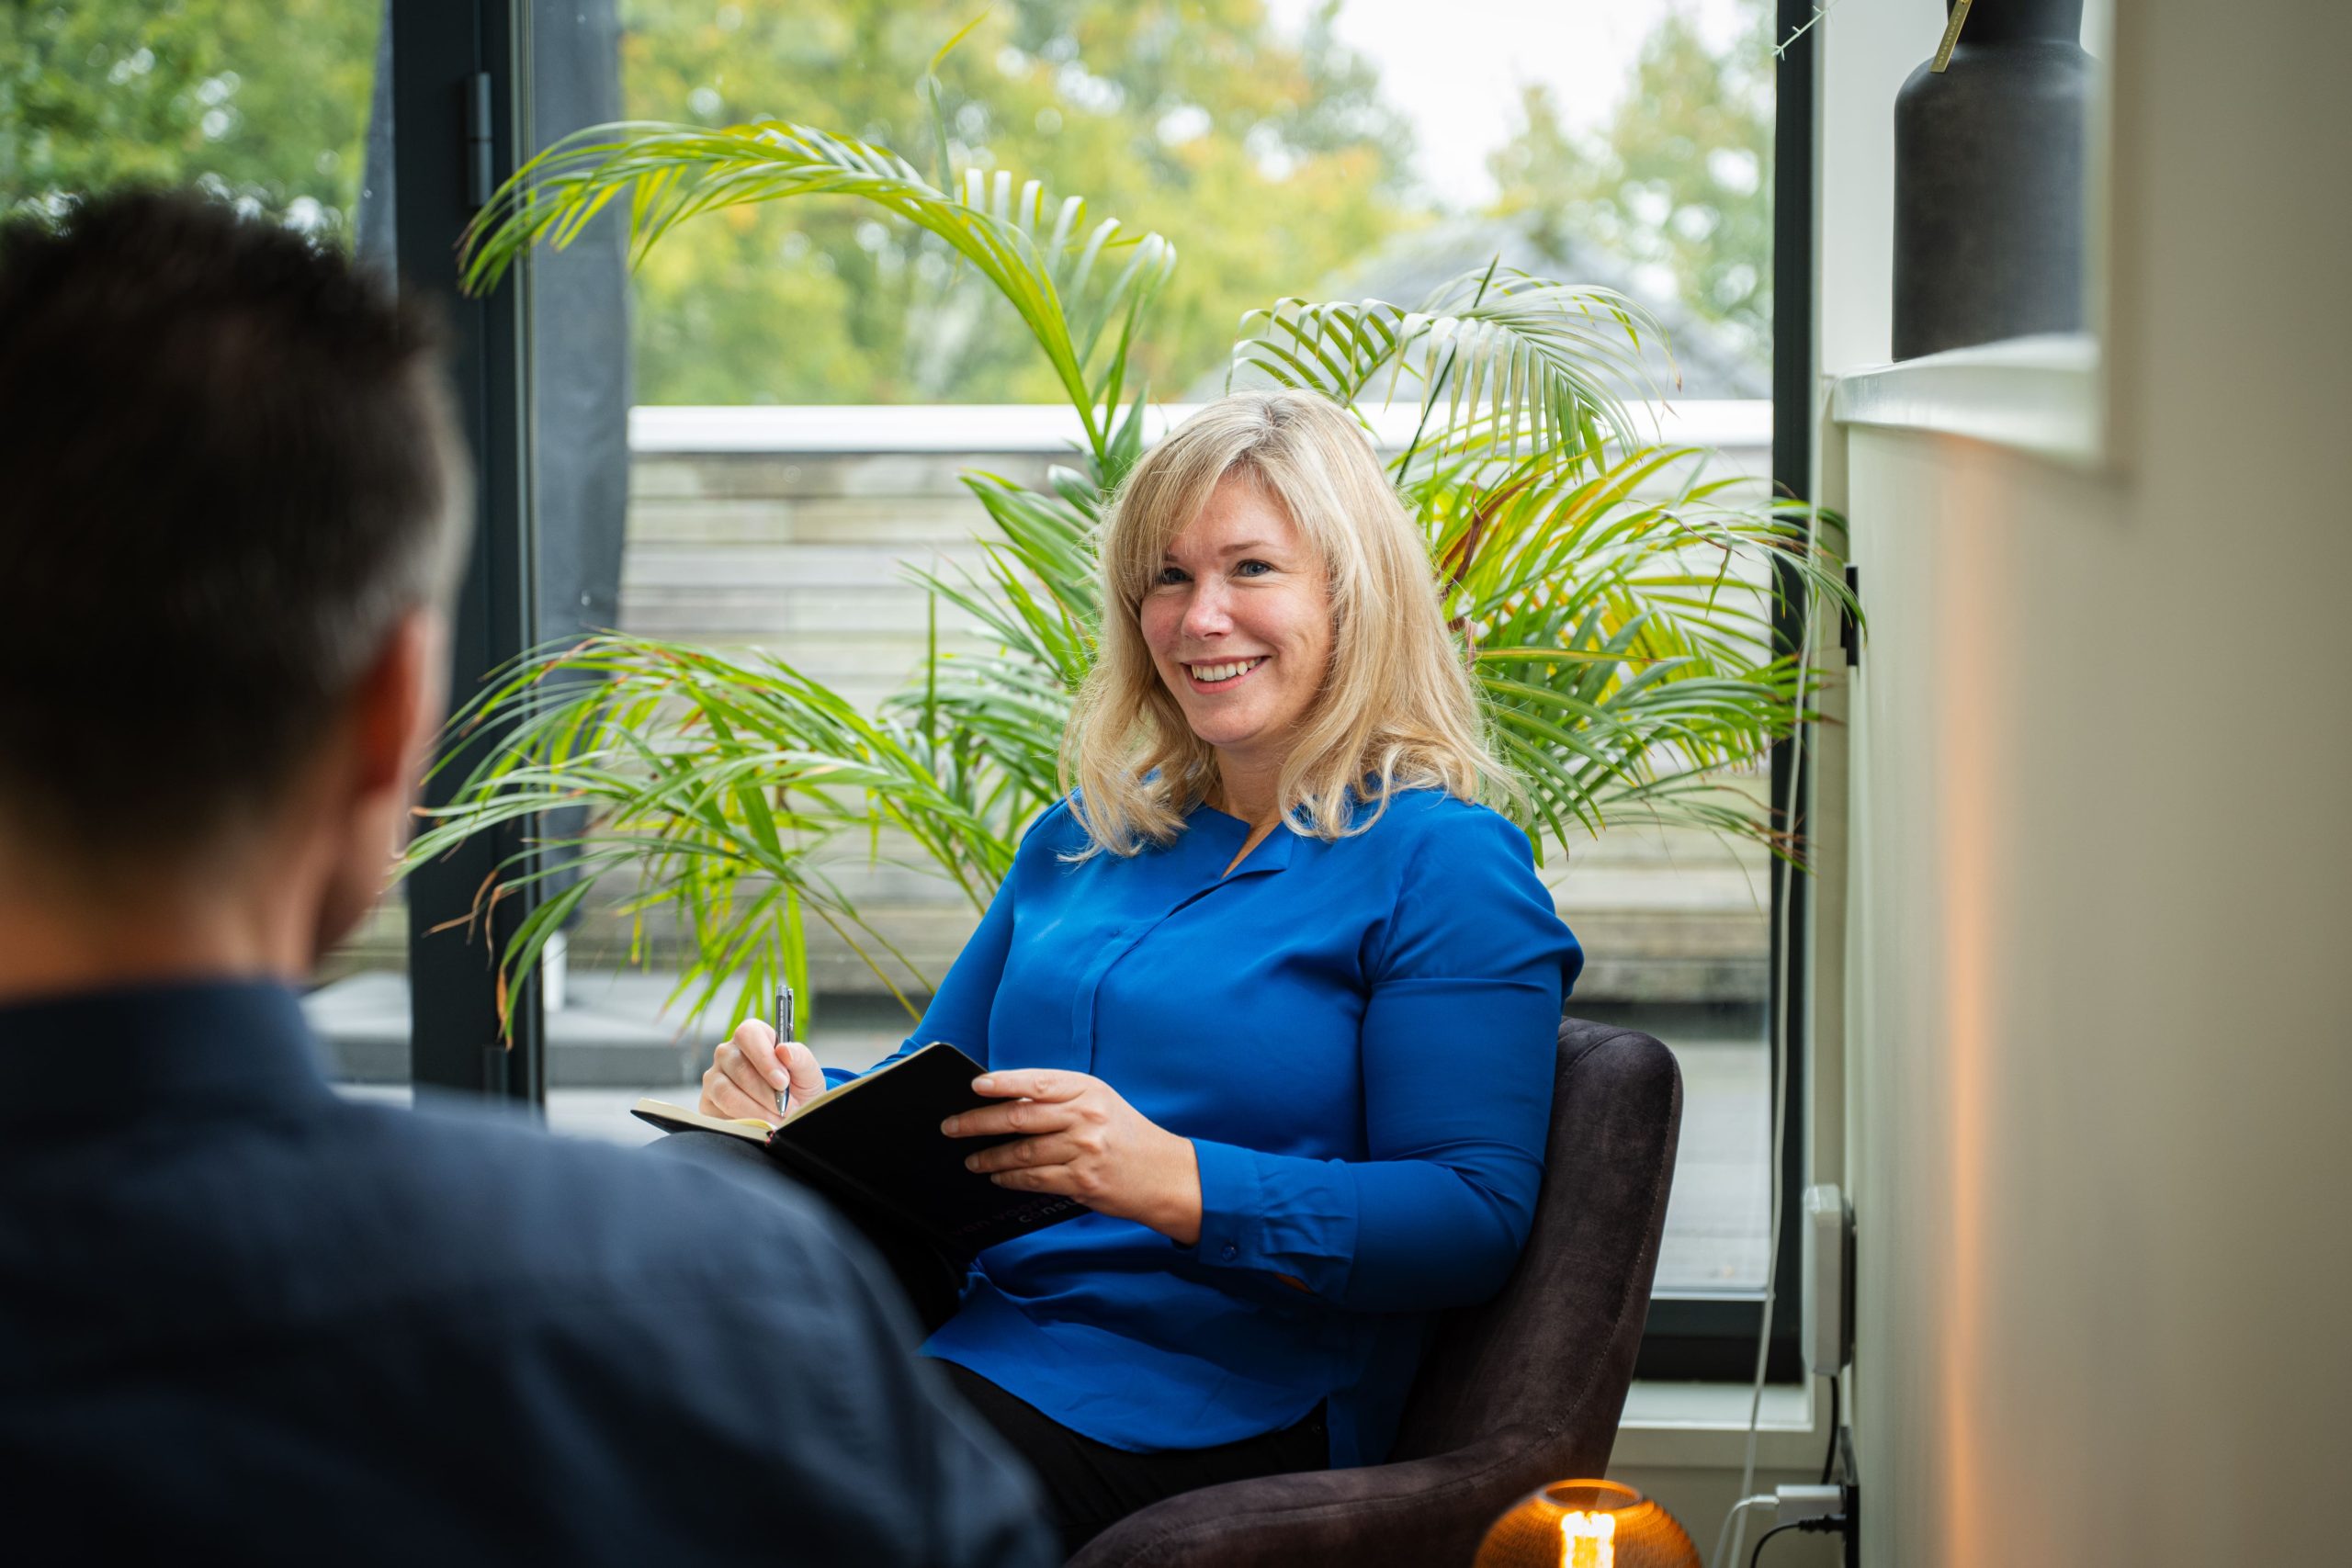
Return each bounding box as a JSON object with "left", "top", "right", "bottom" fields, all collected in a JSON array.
[{"left": 773, "top": 985, "right": 795, "bottom": 1118}]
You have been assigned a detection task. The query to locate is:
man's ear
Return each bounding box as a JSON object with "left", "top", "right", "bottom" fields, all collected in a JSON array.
[
  {"left": 348, "top": 608, "right": 447, "bottom": 800},
  {"left": 307, "top": 608, "right": 447, "bottom": 970}
]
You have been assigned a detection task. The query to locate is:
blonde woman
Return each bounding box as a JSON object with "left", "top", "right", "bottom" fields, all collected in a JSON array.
[{"left": 697, "top": 389, "right": 1582, "bottom": 1551}]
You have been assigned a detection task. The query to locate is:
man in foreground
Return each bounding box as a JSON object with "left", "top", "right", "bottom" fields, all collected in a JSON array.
[{"left": 0, "top": 190, "right": 1051, "bottom": 1565}]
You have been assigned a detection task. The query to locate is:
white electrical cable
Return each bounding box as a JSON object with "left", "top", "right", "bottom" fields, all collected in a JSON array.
[
  {"left": 1712, "top": 512, "right": 1818, "bottom": 1568},
  {"left": 1720, "top": 1494, "right": 1780, "bottom": 1545}
]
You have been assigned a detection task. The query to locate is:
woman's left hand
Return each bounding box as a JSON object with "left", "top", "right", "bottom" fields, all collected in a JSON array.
[{"left": 943, "top": 1070, "right": 1203, "bottom": 1246}]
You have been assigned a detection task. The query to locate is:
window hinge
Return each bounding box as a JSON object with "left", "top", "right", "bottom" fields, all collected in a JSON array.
[
  {"left": 1840, "top": 563, "right": 1861, "bottom": 669},
  {"left": 465, "top": 71, "right": 494, "bottom": 210}
]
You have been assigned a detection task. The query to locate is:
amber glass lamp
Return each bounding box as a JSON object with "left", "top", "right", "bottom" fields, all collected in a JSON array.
[{"left": 1476, "top": 1479, "right": 1701, "bottom": 1568}]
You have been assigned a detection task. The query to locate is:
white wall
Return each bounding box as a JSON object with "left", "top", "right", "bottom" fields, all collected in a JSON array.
[
  {"left": 1814, "top": 0, "right": 1935, "bottom": 376},
  {"left": 1825, "top": 3, "right": 2352, "bottom": 1563}
]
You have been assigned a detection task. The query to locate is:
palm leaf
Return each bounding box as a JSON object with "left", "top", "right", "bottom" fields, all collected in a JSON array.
[
  {"left": 404, "top": 633, "right": 1029, "bottom": 1030},
  {"left": 1228, "top": 267, "right": 1676, "bottom": 472},
  {"left": 461, "top": 120, "right": 1173, "bottom": 466}
]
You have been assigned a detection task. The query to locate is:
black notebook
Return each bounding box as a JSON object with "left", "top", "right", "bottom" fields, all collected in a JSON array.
[{"left": 632, "top": 1042, "right": 1084, "bottom": 1257}]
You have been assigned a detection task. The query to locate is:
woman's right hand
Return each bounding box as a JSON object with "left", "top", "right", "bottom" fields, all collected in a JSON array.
[{"left": 699, "top": 1020, "right": 827, "bottom": 1124}]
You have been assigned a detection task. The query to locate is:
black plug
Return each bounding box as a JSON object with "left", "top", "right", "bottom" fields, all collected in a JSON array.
[{"left": 1791, "top": 1482, "right": 1859, "bottom": 1568}]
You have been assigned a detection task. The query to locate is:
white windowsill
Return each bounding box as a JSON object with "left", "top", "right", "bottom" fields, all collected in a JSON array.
[
  {"left": 627, "top": 400, "right": 1774, "bottom": 457},
  {"left": 1611, "top": 1380, "right": 1828, "bottom": 1471},
  {"left": 1827, "top": 332, "right": 2102, "bottom": 468}
]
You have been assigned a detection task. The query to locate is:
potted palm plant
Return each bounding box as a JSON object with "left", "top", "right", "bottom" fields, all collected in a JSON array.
[{"left": 411, "top": 68, "right": 1854, "bottom": 1036}]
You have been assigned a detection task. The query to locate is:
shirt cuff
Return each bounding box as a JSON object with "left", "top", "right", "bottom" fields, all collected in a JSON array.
[{"left": 1183, "top": 1137, "right": 1265, "bottom": 1269}]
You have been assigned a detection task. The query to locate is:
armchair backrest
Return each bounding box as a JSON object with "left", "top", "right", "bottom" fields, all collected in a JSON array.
[{"left": 1388, "top": 1020, "right": 1681, "bottom": 1465}]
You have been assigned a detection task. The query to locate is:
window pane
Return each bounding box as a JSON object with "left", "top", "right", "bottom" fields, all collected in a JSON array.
[
  {"left": 3, "top": 2, "right": 396, "bottom": 1089},
  {"left": 2, "top": 3, "right": 379, "bottom": 242},
  {"left": 505, "top": 0, "right": 1785, "bottom": 1303}
]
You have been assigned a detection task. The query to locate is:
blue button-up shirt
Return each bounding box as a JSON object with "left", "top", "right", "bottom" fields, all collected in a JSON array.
[{"left": 865, "top": 789, "right": 1580, "bottom": 1468}]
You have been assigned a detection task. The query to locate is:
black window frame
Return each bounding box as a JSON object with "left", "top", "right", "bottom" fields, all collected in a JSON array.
[
  {"left": 393, "top": 0, "right": 546, "bottom": 1103},
  {"left": 1632, "top": 0, "right": 1815, "bottom": 1384}
]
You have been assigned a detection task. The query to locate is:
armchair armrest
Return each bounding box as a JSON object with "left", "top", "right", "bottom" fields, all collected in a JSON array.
[{"left": 1068, "top": 1427, "right": 1553, "bottom": 1568}]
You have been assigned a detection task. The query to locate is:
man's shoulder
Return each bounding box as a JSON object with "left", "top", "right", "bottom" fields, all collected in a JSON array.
[
  {"left": 321, "top": 1100, "right": 857, "bottom": 1310},
  {"left": 5, "top": 1092, "right": 895, "bottom": 1422},
  {"left": 4, "top": 1099, "right": 1054, "bottom": 1567}
]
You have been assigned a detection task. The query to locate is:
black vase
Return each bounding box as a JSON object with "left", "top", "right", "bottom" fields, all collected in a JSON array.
[{"left": 1892, "top": 0, "right": 2093, "bottom": 360}]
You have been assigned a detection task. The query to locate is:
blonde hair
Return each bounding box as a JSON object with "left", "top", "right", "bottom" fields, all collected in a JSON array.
[{"left": 1061, "top": 389, "right": 1512, "bottom": 856}]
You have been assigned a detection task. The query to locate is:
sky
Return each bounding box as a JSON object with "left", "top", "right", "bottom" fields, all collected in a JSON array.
[{"left": 1265, "top": 0, "right": 1763, "bottom": 208}]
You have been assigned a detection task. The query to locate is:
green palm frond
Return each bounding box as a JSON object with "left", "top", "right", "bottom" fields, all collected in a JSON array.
[
  {"left": 1228, "top": 266, "right": 1676, "bottom": 471},
  {"left": 942, "top": 468, "right": 1102, "bottom": 668},
  {"left": 1430, "top": 440, "right": 1850, "bottom": 856},
  {"left": 460, "top": 120, "right": 1174, "bottom": 466},
  {"left": 1433, "top": 447, "right": 1838, "bottom": 661},
  {"left": 879, "top": 466, "right": 1102, "bottom": 848},
  {"left": 408, "top": 634, "right": 1020, "bottom": 1027}
]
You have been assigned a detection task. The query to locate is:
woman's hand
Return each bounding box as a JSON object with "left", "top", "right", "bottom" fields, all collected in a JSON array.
[
  {"left": 699, "top": 1020, "right": 826, "bottom": 1125},
  {"left": 943, "top": 1070, "right": 1204, "bottom": 1245}
]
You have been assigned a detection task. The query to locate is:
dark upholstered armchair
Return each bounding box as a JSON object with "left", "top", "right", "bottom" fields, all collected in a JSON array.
[{"left": 1068, "top": 1019, "right": 1682, "bottom": 1568}]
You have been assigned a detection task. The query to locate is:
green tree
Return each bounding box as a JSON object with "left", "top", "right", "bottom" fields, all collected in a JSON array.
[
  {"left": 7, "top": 1, "right": 1781, "bottom": 399},
  {"left": 1487, "top": 0, "right": 1773, "bottom": 361},
  {"left": 618, "top": 0, "right": 1418, "bottom": 403},
  {"left": 3, "top": 2, "right": 1413, "bottom": 404},
  {"left": 0, "top": 0, "right": 378, "bottom": 240}
]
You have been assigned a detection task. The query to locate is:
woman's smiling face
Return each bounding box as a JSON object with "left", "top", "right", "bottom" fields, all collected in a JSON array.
[{"left": 1138, "top": 470, "right": 1333, "bottom": 774}]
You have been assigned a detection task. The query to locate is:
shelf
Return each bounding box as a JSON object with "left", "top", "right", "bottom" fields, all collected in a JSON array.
[{"left": 1828, "top": 333, "right": 2101, "bottom": 468}]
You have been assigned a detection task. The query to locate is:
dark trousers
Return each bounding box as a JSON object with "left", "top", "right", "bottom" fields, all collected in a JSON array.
[
  {"left": 649, "top": 1130, "right": 1330, "bottom": 1554},
  {"left": 937, "top": 1361, "right": 1329, "bottom": 1559}
]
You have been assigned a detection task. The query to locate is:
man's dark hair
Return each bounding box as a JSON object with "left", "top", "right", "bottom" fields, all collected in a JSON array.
[{"left": 0, "top": 188, "right": 467, "bottom": 861}]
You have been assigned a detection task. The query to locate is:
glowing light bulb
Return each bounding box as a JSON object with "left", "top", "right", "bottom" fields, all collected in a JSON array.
[{"left": 1558, "top": 1509, "right": 1615, "bottom": 1568}]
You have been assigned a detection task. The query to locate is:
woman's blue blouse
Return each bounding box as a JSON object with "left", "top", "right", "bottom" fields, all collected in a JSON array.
[{"left": 842, "top": 788, "right": 1580, "bottom": 1468}]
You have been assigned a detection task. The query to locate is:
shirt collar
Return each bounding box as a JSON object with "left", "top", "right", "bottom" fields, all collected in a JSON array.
[
  {"left": 0, "top": 976, "right": 335, "bottom": 1126},
  {"left": 1186, "top": 799, "right": 1297, "bottom": 879},
  {"left": 1184, "top": 780, "right": 1422, "bottom": 877}
]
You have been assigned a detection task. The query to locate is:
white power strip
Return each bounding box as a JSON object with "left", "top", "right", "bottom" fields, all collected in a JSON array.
[
  {"left": 1801, "top": 1183, "right": 1853, "bottom": 1377},
  {"left": 1774, "top": 1483, "right": 1844, "bottom": 1524}
]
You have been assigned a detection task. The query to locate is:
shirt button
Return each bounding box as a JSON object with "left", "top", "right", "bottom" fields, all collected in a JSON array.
[{"left": 1220, "top": 1244, "right": 1238, "bottom": 1261}]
